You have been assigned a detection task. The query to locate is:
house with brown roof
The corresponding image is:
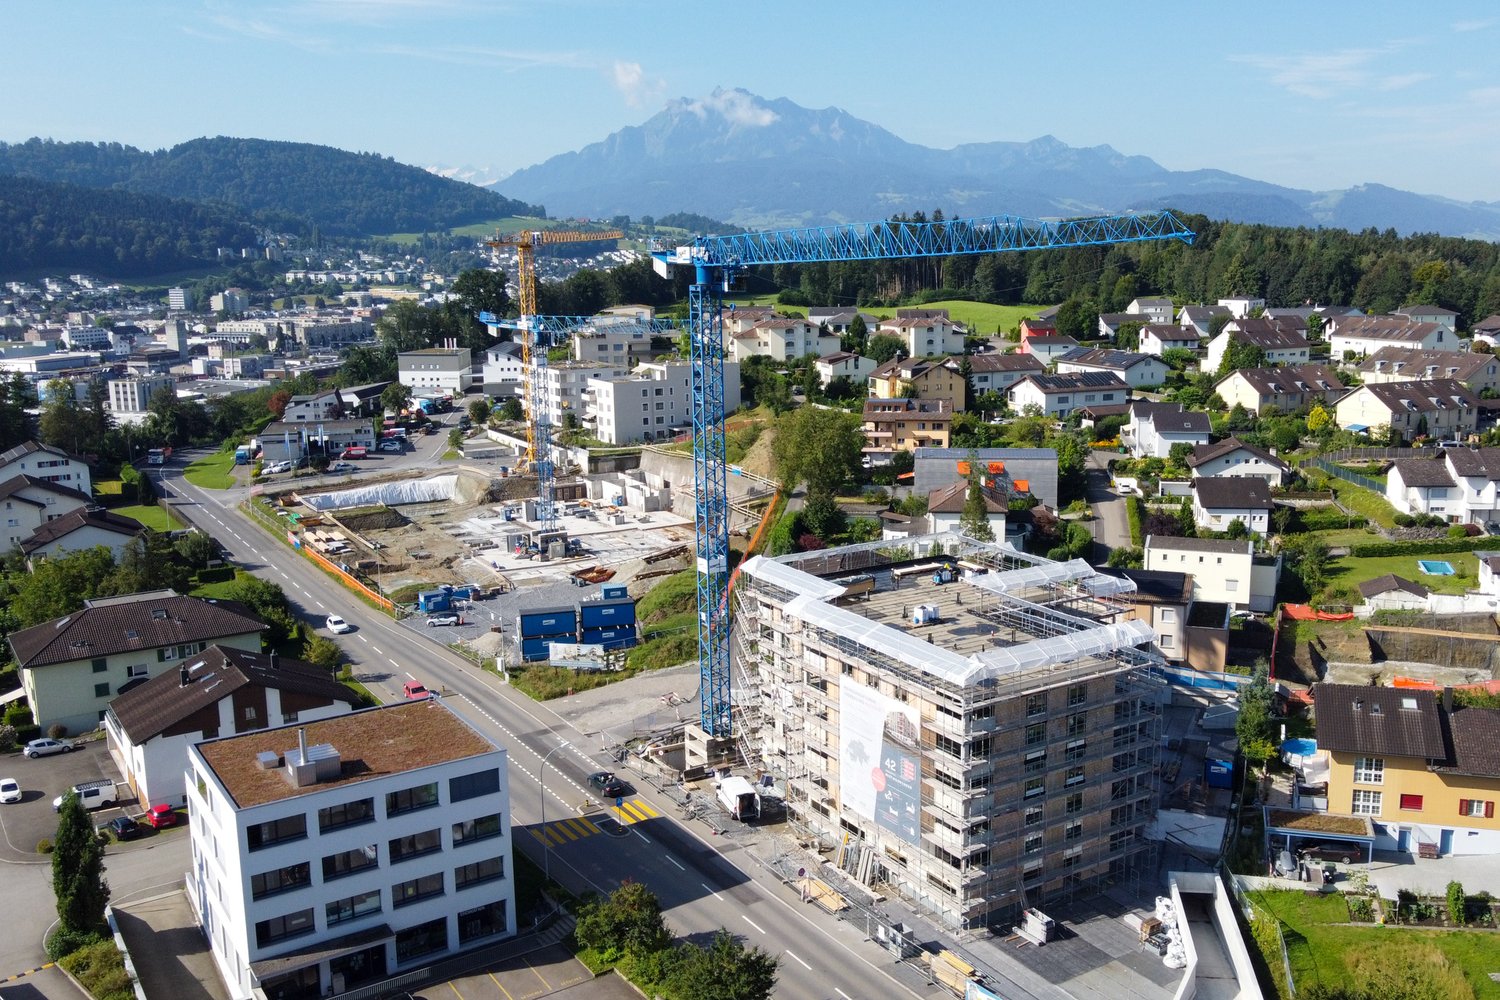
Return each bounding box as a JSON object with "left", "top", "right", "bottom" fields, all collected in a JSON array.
[
  {"left": 1329, "top": 317, "right": 1455, "bottom": 358},
  {"left": 1334, "top": 379, "right": 1480, "bottom": 443},
  {"left": 1186, "top": 438, "right": 1292, "bottom": 487},
  {"left": 925, "top": 480, "right": 1007, "bottom": 537},
  {"left": 1201, "top": 319, "right": 1310, "bottom": 373},
  {"left": 8, "top": 590, "right": 266, "bottom": 735},
  {"left": 1096, "top": 567, "right": 1230, "bottom": 671},
  {"left": 1017, "top": 334, "right": 1080, "bottom": 364},
  {"left": 105, "top": 645, "right": 362, "bottom": 808},
  {"left": 876, "top": 315, "right": 967, "bottom": 358},
  {"left": 0, "top": 439, "right": 92, "bottom": 497},
  {"left": 1356, "top": 574, "right": 1431, "bottom": 612},
  {"left": 1357, "top": 347, "right": 1500, "bottom": 396},
  {"left": 1396, "top": 305, "right": 1459, "bottom": 334},
  {"left": 1313, "top": 683, "right": 1500, "bottom": 857},
  {"left": 1215, "top": 364, "right": 1345, "bottom": 414},
  {"left": 867, "top": 357, "right": 966, "bottom": 410},
  {"left": 20, "top": 505, "right": 145, "bottom": 565},
  {"left": 1191, "top": 477, "right": 1272, "bottom": 534},
  {"left": 948, "top": 352, "right": 1045, "bottom": 397},
  {"left": 1123, "top": 400, "right": 1210, "bottom": 459},
  {"left": 861, "top": 398, "right": 953, "bottom": 460},
  {"left": 1138, "top": 323, "right": 1201, "bottom": 357},
  {"left": 0, "top": 475, "right": 94, "bottom": 549},
  {"left": 814, "top": 351, "right": 876, "bottom": 388},
  {"left": 727, "top": 316, "right": 838, "bottom": 362},
  {"left": 1143, "top": 535, "right": 1281, "bottom": 612},
  {"left": 1177, "top": 304, "right": 1231, "bottom": 338},
  {"left": 1384, "top": 459, "right": 1459, "bottom": 520}
]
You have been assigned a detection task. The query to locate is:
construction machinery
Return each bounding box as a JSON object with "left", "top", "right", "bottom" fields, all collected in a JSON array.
[
  {"left": 650, "top": 211, "right": 1195, "bottom": 746},
  {"left": 485, "top": 228, "right": 624, "bottom": 533}
]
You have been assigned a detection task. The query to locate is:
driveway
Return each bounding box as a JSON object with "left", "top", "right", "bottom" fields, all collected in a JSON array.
[
  {"left": 0, "top": 741, "right": 128, "bottom": 861},
  {"left": 1086, "top": 451, "right": 1131, "bottom": 558}
]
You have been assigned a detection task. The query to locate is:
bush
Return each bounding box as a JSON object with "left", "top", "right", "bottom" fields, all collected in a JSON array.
[
  {"left": 37, "top": 837, "right": 53, "bottom": 854},
  {"left": 1448, "top": 880, "right": 1466, "bottom": 926},
  {"left": 47, "top": 928, "right": 106, "bottom": 963},
  {"left": 57, "top": 937, "right": 133, "bottom": 1000},
  {"left": 3, "top": 703, "right": 32, "bottom": 728},
  {"left": 1348, "top": 536, "right": 1498, "bottom": 558},
  {"left": 0, "top": 724, "right": 14, "bottom": 753},
  {"left": 1292, "top": 508, "right": 1355, "bottom": 532},
  {"left": 47, "top": 723, "right": 68, "bottom": 739},
  {"left": 1393, "top": 513, "right": 1415, "bottom": 527}
]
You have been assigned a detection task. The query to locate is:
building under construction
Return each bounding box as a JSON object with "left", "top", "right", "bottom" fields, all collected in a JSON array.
[{"left": 735, "top": 532, "right": 1167, "bottom": 931}]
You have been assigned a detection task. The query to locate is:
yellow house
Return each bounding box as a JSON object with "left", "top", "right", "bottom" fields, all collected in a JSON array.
[
  {"left": 867, "top": 357, "right": 967, "bottom": 410},
  {"left": 1314, "top": 683, "right": 1500, "bottom": 856},
  {"left": 861, "top": 398, "right": 953, "bottom": 459}
]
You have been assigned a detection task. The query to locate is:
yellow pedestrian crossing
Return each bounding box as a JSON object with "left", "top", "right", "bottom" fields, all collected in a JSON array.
[{"left": 530, "top": 804, "right": 663, "bottom": 845}]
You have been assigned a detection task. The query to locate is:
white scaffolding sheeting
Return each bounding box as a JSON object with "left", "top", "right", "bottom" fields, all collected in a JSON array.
[
  {"left": 740, "top": 556, "right": 847, "bottom": 602},
  {"left": 966, "top": 558, "right": 1094, "bottom": 595},
  {"left": 1081, "top": 573, "right": 1137, "bottom": 597},
  {"left": 962, "top": 619, "right": 1155, "bottom": 686},
  {"left": 783, "top": 594, "right": 971, "bottom": 676}
]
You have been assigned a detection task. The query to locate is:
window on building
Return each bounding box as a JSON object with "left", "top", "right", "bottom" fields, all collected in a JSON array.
[
  {"left": 247, "top": 814, "right": 307, "bottom": 851},
  {"left": 453, "top": 814, "right": 503, "bottom": 845},
  {"left": 458, "top": 900, "right": 508, "bottom": 944},
  {"left": 325, "top": 888, "right": 382, "bottom": 927},
  {"left": 1025, "top": 723, "right": 1046, "bottom": 746},
  {"left": 1461, "top": 798, "right": 1495, "bottom": 818},
  {"left": 1024, "top": 777, "right": 1045, "bottom": 799},
  {"left": 1024, "top": 750, "right": 1046, "bottom": 774},
  {"left": 1398, "top": 794, "right": 1423, "bottom": 811},
  {"left": 1065, "top": 821, "right": 1083, "bottom": 842},
  {"left": 251, "top": 862, "right": 311, "bottom": 900},
  {"left": 126, "top": 664, "right": 148, "bottom": 679},
  {"left": 94, "top": 683, "right": 110, "bottom": 698},
  {"left": 392, "top": 872, "right": 446, "bottom": 908},
  {"left": 1024, "top": 833, "right": 1043, "bottom": 855},
  {"left": 389, "top": 829, "right": 443, "bottom": 864},
  {"left": 322, "top": 845, "right": 378, "bottom": 881},
  {"left": 1353, "top": 757, "right": 1384, "bottom": 784},
  {"left": 1159, "top": 634, "right": 1175, "bottom": 649},
  {"left": 1066, "top": 739, "right": 1087, "bottom": 763},
  {"left": 454, "top": 856, "right": 505, "bottom": 889},
  {"left": 255, "top": 908, "right": 315, "bottom": 947},
  {"left": 1351, "top": 790, "right": 1382, "bottom": 815},
  {"left": 1067, "top": 712, "right": 1087, "bottom": 737},
  {"left": 91, "top": 658, "right": 107, "bottom": 673},
  {"left": 1024, "top": 806, "right": 1043, "bottom": 827},
  {"left": 449, "top": 769, "right": 500, "bottom": 803},
  {"left": 969, "top": 736, "right": 992, "bottom": 759},
  {"left": 1065, "top": 766, "right": 1086, "bottom": 787},
  {"left": 1065, "top": 792, "right": 1084, "bottom": 815},
  {"left": 319, "top": 798, "right": 375, "bottom": 833},
  {"left": 386, "top": 782, "right": 439, "bottom": 817},
  {"left": 1067, "top": 684, "right": 1087, "bottom": 707},
  {"left": 935, "top": 734, "right": 963, "bottom": 760},
  {"left": 1026, "top": 693, "right": 1047, "bottom": 717},
  {"left": 395, "top": 917, "right": 448, "bottom": 964}
]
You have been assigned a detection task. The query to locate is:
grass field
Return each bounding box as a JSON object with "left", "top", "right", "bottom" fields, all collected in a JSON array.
[
  {"left": 380, "top": 216, "right": 579, "bottom": 245},
  {"left": 1326, "top": 551, "right": 1479, "bottom": 595},
  {"left": 1248, "top": 888, "right": 1499, "bottom": 999},
  {"left": 183, "top": 451, "right": 238, "bottom": 490},
  {"left": 724, "top": 297, "right": 1050, "bottom": 335},
  {"left": 114, "top": 504, "right": 182, "bottom": 532},
  {"left": 1327, "top": 479, "right": 1400, "bottom": 530}
]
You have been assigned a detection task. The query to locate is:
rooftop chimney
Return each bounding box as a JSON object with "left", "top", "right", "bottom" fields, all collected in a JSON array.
[
  {"left": 1444, "top": 686, "right": 1454, "bottom": 714},
  {"left": 269, "top": 652, "right": 280, "bottom": 670},
  {"left": 179, "top": 664, "right": 190, "bottom": 687}
]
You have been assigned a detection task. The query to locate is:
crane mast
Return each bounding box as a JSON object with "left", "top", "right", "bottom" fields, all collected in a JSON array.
[{"left": 652, "top": 210, "right": 1195, "bottom": 742}]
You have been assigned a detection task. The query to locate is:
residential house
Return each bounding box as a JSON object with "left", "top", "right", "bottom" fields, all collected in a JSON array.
[
  {"left": 1357, "top": 575, "right": 1431, "bottom": 613},
  {"left": 1018, "top": 335, "right": 1081, "bottom": 365},
  {"left": 1217, "top": 297, "right": 1265, "bottom": 319},
  {"left": 1008, "top": 372, "right": 1129, "bottom": 420},
  {"left": 105, "top": 645, "right": 361, "bottom": 808},
  {"left": 1396, "top": 305, "right": 1459, "bottom": 335},
  {"left": 926, "top": 480, "right": 1007, "bottom": 537},
  {"left": 1018, "top": 318, "right": 1058, "bottom": 345},
  {"left": 1201, "top": 319, "right": 1310, "bottom": 374},
  {"left": 1334, "top": 379, "right": 1480, "bottom": 443},
  {"left": 397, "top": 348, "right": 473, "bottom": 394},
  {"left": 1126, "top": 297, "right": 1175, "bottom": 325},
  {"left": 814, "top": 351, "right": 876, "bottom": 388},
  {"left": 911, "top": 447, "right": 1060, "bottom": 509},
  {"left": 21, "top": 506, "right": 145, "bottom": 565},
  {"left": 570, "top": 322, "right": 655, "bottom": 368},
  {"left": 1123, "top": 401, "right": 1211, "bottom": 459},
  {"left": 1479, "top": 552, "right": 1500, "bottom": 595},
  {"left": 8, "top": 590, "right": 266, "bottom": 735},
  {"left": 950, "top": 352, "right": 1045, "bottom": 399},
  {"left": 1055, "top": 348, "right": 1168, "bottom": 388},
  {"left": 809, "top": 309, "right": 882, "bottom": 338},
  {"left": 1313, "top": 683, "right": 1500, "bottom": 856},
  {"left": 0, "top": 440, "right": 92, "bottom": 496},
  {"left": 1186, "top": 438, "right": 1292, "bottom": 487},
  {"left": 1215, "top": 364, "right": 1345, "bottom": 414},
  {"left": 728, "top": 317, "right": 838, "bottom": 362},
  {"left": 186, "top": 699, "right": 514, "bottom": 999},
  {"left": 1178, "top": 304, "right": 1231, "bottom": 338},
  {"left": 861, "top": 399, "right": 953, "bottom": 460},
  {"left": 1385, "top": 459, "right": 1459, "bottom": 521},
  {"left": 531, "top": 361, "right": 630, "bottom": 433},
  {"left": 584, "top": 360, "right": 740, "bottom": 445},
  {"left": 1138, "top": 324, "right": 1201, "bottom": 357},
  {"left": 1191, "top": 476, "right": 1272, "bottom": 535},
  {"left": 876, "top": 315, "right": 966, "bottom": 358},
  {"left": 1329, "top": 317, "right": 1454, "bottom": 359},
  {"left": 867, "top": 357, "right": 966, "bottom": 410},
  {"left": 1472, "top": 314, "right": 1500, "bottom": 345},
  {"left": 1143, "top": 535, "right": 1281, "bottom": 612},
  {"left": 282, "top": 389, "right": 348, "bottom": 423},
  {"left": 1357, "top": 348, "right": 1500, "bottom": 396},
  {"left": 1097, "top": 312, "right": 1135, "bottom": 340},
  {"left": 1444, "top": 447, "right": 1500, "bottom": 525},
  {"left": 1097, "top": 567, "right": 1230, "bottom": 671},
  {"left": 0, "top": 475, "right": 93, "bottom": 548},
  {"left": 479, "top": 342, "right": 526, "bottom": 395}
]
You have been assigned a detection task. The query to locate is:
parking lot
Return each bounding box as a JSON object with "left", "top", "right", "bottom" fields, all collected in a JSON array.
[{"left": 0, "top": 741, "right": 135, "bottom": 858}]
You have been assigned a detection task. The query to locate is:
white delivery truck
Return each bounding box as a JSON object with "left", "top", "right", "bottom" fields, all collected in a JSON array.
[{"left": 716, "top": 775, "right": 761, "bottom": 822}]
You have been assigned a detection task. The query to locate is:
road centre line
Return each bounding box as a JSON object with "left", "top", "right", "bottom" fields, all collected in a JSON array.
[
  {"left": 702, "top": 883, "right": 724, "bottom": 901},
  {"left": 784, "top": 950, "right": 811, "bottom": 970},
  {"left": 742, "top": 915, "right": 765, "bottom": 934},
  {"left": 667, "top": 855, "right": 685, "bottom": 871},
  {"left": 835, "top": 989, "right": 851, "bottom": 999}
]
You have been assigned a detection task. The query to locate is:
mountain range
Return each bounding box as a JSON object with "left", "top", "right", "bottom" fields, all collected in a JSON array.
[{"left": 494, "top": 88, "right": 1500, "bottom": 240}]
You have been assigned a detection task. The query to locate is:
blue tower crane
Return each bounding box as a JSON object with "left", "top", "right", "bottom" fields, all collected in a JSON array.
[{"left": 651, "top": 211, "right": 1195, "bottom": 739}]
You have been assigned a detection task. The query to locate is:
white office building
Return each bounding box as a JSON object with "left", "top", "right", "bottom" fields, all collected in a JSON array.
[
  {"left": 532, "top": 361, "right": 630, "bottom": 430},
  {"left": 397, "top": 348, "right": 474, "bottom": 394},
  {"left": 585, "top": 360, "right": 741, "bottom": 444},
  {"left": 186, "top": 699, "right": 514, "bottom": 1000},
  {"left": 108, "top": 375, "right": 175, "bottom": 416}
]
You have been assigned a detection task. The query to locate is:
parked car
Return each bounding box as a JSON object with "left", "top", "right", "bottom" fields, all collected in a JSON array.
[
  {"left": 588, "top": 771, "right": 631, "bottom": 799},
  {"left": 144, "top": 803, "right": 179, "bottom": 829},
  {"left": 53, "top": 780, "right": 118, "bottom": 812},
  {"left": 377, "top": 440, "right": 403, "bottom": 453},
  {"left": 330, "top": 461, "right": 356, "bottom": 473},
  {"left": 326, "top": 614, "right": 351, "bottom": 634},
  {"left": 107, "top": 816, "right": 140, "bottom": 841},
  {"left": 0, "top": 777, "right": 20, "bottom": 804},
  {"left": 24, "top": 738, "right": 75, "bottom": 759},
  {"left": 1298, "top": 842, "right": 1362, "bottom": 865},
  {"left": 403, "top": 681, "right": 431, "bottom": 699},
  {"left": 341, "top": 446, "right": 368, "bottom": 459},
  {"left": 425, "top": 613, "right": 461, "bottom": 627}
]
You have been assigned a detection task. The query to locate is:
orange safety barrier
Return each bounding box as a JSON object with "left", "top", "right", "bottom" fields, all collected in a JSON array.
[
  {"left": 1281, "top": 604, "right": 1355, "bottom": 621},
  {"left": 300, "top": 542, "right": 395, "bottom": 611}
]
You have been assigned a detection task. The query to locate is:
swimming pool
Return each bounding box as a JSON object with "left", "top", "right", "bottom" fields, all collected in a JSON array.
[{"left": 1418, "top": 560, "right": 1456, "bottom": 576}]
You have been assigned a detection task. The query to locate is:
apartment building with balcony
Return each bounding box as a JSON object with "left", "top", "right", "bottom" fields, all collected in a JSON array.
[{"left": 736, "top": 535, "right": 1165, "bottom": 930}]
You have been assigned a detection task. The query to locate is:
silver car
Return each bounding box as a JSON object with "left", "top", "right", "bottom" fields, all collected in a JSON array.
[{"left": 24, "top": 738, "right": 75, "bottom": 758}]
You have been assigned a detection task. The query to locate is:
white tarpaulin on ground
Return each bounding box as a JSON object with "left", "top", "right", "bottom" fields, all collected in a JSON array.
[
  {"left": 1300, "top": 752, "right": 1331, "bottom": 786},
  {"left": 300, "top": 475, "right": 459, "bottom": 511}
]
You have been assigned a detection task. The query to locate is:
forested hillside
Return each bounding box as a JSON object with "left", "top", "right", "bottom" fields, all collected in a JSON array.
[
  {"left": 0, "top": 175, "right": 261, "bottom": 276},
  {"left": 0, "top": 137, "right": 545, "bottom": 236}
]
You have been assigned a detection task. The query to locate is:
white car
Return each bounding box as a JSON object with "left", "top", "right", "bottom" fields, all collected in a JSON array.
[
  {"left": 24, "top": 738, "right": 75, "bottom": 758},
  {"left": 263, "top": 461, "right": 290, "bottom": 474},
  {"left": 0, "top": 778, "right": 20, "bottom": 804},
  {"left": 326, "top": 615, "right": 351, "bottom": 634}
]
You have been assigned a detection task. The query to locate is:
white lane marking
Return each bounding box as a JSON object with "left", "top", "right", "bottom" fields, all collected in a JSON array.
[
  {"left": 388, "top": 658, "right": 400, "bottom": 669},
  {"left": 372, "top": 647, "right": 383, "bottom": 655},
  {"left": 666, "top": 855, "right": 685, "bottom": 871},
  {"left": 742, "top": 915, "right": 765, "bottom": 934},
  {"left": 633, "top": 828, "right": 651, "bottom": 844},
  {"left": 357, "top": 635, "right": 368, "bottom": 643},
  {"left": 785, "top": 951, "right": 811, "bottom": 971},
  {"left": 278, "top": 571, "right": 288, "bottom": 579},
  {"left": 702, "top": 882, "right": 724, "bottom": 901},
  {"left": 834, "top": 989, "right": 851, "bottom": 1000}
]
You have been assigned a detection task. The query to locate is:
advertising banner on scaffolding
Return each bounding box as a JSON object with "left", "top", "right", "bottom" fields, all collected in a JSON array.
[{"left": 839, "top": 682, "right": 921, "bottom": 842}]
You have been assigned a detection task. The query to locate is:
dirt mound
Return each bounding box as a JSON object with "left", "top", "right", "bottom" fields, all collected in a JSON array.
[
  {"left": 738, "top": 422, "right": 778, "bottom": 481},
  {"left": 334, "top": 506, "right": 408, "bottom": 531}
]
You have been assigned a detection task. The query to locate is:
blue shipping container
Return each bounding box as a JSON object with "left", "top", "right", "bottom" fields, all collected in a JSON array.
[
  {"left": 582, "top": 625, "right": 637, "bottom": 651},
  {"left": 518, "top": 606, "right": 578, "bottom": 638},
  {"left": 579, "top": 598, "right": 635, "bottom": 629},
  {"left": 520, "top": 636, "right": 554, "bottom": 662},
  {"left": 1204, "top": 759, "right": 1234, "bottom": 789},
  {"left": 601, "top": 584, "right": 628, "bottom": 601},
  {"left": 417, "top": 590, "right": 450, "bottom": 612}
]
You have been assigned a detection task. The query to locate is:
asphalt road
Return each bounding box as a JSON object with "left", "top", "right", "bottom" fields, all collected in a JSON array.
[
  {"left": 158, "top": 457, "right": 935, "bottom": 1000},
  {"left": 1086, "top": 450, "right": 1131, "bottom": 558}
]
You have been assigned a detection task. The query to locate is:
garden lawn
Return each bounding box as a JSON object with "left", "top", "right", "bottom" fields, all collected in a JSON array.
[
  {"left": 1326, "top": 479, "right": 1399, "bottom": 530},
  {"left": 1248, "top": 888, "right": 1500, "bottom": 999},
  {"left": 721, "top": 297, "right": 1052, "bottom": 335},
  {"left": 114, "top": 504, "right": 182, "bottom": 531},
  {"left": 1325, "top": 551, "right": 1479, "bottom": 596},
  {"left": 183, "top": 451, "right": 237, "bottom": 490}
]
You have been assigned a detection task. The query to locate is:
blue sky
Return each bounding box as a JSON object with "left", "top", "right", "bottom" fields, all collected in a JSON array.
[{"left": 6, "top": 1, "right": 1500, "bottom": 203}]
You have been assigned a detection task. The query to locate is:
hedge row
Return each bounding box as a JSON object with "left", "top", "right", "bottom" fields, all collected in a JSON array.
[
  {"left": 1348, "top": 536, "right": 1500, "bottom": 558},
  {"left": 1126, "top": 496, "right": 1144, "bottom": 547},
  {"left": 1293, "top": 508, "right": 1357, "bottom": 532}
]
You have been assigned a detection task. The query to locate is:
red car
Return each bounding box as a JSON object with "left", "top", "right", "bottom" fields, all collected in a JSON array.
[
  {"left": 403, "top": 681, "right": 431, "bottom": 700},
  {"left": 145, "top": 803, "right": 179, "bottom": 829}
]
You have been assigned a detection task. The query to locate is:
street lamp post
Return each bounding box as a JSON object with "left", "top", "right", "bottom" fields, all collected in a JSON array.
[{"left": 539, "top": 741, "right": 571, "bottom": 882}]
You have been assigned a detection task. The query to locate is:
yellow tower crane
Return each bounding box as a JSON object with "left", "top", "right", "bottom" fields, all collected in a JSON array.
[{"left": 485, "top": 228, "right": 623, "bottom": 532}]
